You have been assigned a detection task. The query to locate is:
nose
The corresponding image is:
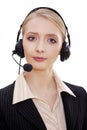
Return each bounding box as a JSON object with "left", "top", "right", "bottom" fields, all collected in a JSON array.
[{"left": 35, "top": 40, "right": 45, "bottom": 53}]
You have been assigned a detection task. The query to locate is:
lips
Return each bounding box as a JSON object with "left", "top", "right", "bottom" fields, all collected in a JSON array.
[{"left": 33, "top": 57, "right": 47, "bottom": 62}]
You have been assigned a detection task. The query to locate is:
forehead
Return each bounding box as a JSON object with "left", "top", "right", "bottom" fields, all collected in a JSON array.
[{"left": 22, "top": 15, "right": 62, "bottom": 35}]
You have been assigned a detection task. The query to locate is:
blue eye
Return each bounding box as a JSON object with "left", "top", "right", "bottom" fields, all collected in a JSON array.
[
  {"left": 27, "top": 36, "right": 36, "bottom": 41},
  {"left": 48, "top": 38, "right": 56, "bottom": 44}
]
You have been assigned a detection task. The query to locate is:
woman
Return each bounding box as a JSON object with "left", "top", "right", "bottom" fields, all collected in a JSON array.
[{"left": 0, "top": 7, "right": 87, "bottom": 130}]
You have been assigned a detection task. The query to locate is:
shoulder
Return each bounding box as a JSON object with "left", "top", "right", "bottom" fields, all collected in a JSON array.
[
  {"left": 0, "top": 82, "right": 15, "bottom": 94},
  {"left": 0, "top": 82, "right": 15, "bottom": 105},
  {"left": 64, "top": 82, "right": 87, "bottom": 98}
]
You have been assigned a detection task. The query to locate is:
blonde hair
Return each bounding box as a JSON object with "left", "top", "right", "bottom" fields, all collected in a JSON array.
[{"left": 22, "top": 8, "right": 67, "bottom": 41}]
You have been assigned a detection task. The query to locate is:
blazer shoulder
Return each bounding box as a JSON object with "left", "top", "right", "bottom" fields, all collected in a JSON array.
[
  {"left": 0, "top": 82, "right": 15, "bottom": 105},
  {"left": 0, "top": 82, "right": 15, "bottom": 94},
  {"left": 64, "top": 82, "right": 87, "bottom": 98}
]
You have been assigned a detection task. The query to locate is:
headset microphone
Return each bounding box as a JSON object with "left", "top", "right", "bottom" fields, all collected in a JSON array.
[
  {"left": 12, "top": 51, "right": 33, "bottom": 74},
  {"left": 23, "top": 64, "right": 32, "bottom": 72}
]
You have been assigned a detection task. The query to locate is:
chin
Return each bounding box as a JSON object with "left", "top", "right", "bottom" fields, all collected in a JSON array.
[
  {"left": 32, "top": 65, "right": 47, "bottom": 71},
  {"left": 34, "top": 67, "right": 46, "bottom": 71}
]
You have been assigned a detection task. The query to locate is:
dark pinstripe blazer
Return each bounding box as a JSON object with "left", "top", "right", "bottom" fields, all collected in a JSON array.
[{"left": 0, "top": 82, "right": 87, "bottom": 130}]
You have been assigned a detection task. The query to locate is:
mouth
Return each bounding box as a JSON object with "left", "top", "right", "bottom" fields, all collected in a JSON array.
[{"left": 32, "top": 57, "right": 47, "bottom": 62}]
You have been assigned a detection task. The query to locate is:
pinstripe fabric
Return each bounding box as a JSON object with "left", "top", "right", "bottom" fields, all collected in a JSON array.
[{"left": 0, "top": 82, "right": 87, "bottom": 130}]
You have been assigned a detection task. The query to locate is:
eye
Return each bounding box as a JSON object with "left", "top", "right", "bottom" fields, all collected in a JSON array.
[
  {"left": 48, "top": 38, "right": 57, "bottom": 44},
  {"left": 27, "top": 36, "right": 36, "bottom": 41}
]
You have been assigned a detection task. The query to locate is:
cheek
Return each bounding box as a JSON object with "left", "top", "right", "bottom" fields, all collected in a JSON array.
[
  {"left": 24, "top": 48, "right": 32, "bottom": 59},
  {"left": 51, "top": 44, "right": 62, "bottom": 56},
  {"left": 23, "top": 40, "right": 33, "bottom": 57},
  {"left": 51, "top": 50, "right": 59, "bottom": 60},
  {"left": 23, "top": 44, "right": 28, "bottom": 55},
  {"left": 49, "top": 46, "right": 61, "bottom": 63}
]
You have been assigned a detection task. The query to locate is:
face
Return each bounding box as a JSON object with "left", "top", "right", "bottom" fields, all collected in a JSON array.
[{"left": 22, "top": 15, "right": 63, "bottom": 71}]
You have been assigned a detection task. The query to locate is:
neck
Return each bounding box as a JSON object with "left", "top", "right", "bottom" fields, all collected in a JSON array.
[{"left": 24, "top": 68, "right": 55, "bottom": 90}]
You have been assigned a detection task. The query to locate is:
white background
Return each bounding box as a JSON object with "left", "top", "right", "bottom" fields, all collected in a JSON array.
[{"left": 0, "top": 0, "right": 87, "bottom": 90}]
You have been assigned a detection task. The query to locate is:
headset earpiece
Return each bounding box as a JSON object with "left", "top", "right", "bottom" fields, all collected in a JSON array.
[
  {"left": 14, "top": 39, "right": 24, "bottom": 58},
  {"left": 60, "top": 42, "right": 70, "bottom": 61}
]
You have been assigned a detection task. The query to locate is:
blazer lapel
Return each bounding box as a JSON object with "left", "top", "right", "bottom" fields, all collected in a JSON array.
[
  {"left": 61, "top": 92, "right": 78, "bottom": 130},
  {"left": 14, "top": 99, "right": 47, "bottom": 130}
]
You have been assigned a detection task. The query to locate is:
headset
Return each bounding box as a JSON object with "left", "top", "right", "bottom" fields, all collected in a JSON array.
[{"left": 12, "top": 7, "right": 71, "bottom": 64}]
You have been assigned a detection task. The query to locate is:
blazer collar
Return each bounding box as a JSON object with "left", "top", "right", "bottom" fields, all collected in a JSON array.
[
  {"left": 61, "top": 92, "right": 78, "bottom": 130},
  {"left": 14, "top": 99, "right": 47, "bottom": 130}
]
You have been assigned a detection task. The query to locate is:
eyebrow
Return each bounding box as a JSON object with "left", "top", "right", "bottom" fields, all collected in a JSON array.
[
  {"left": 26, "top": 32, "right": 58, "bottom": 37},
  {"left": 26, "top": 32, "right": 38, "bottom": 35},
  {"left": 46, "top": 34, "right": 58, "bottom": 37}
]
